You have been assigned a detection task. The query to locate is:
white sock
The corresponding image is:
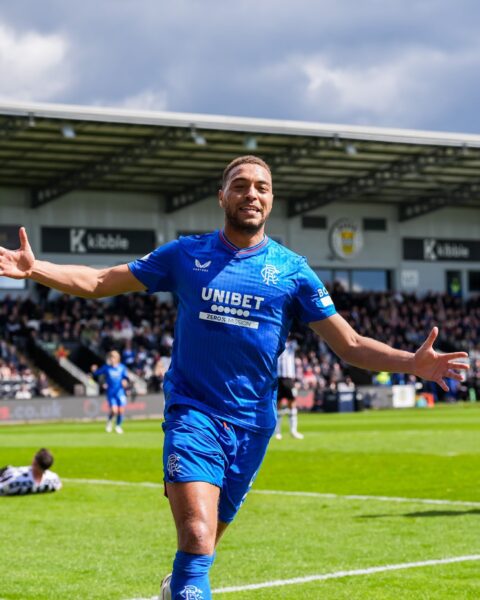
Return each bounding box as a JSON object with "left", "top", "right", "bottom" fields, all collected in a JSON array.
[
  {"left": 275, "top": 410, "right": 283, "bottom": 434},
  {"left": 289, "top": 407, "right": 299, "bottom": 434}
]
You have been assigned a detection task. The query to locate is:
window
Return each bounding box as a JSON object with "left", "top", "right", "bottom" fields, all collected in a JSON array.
[
  {"left": 363, "top": 218, "right": 387, "bottom": 231},
  {"left": 446, "top": 270, "right": 462, "bottom": 297},
  {"left": 0, "top": 276, "right": 26, "bottom": 290},
  {"left": 314, "top": 269, "right": 391, "bottom": 292},
  {"left": 334, "top": 270, "right": 350, "bottom": 291},
  {"left": 352, "top": 270, "right": 390, "bottom": 292},
  {"left": 468, "top": 271, "right": 480, "bottom": 293},
  {"left": 302, "top": 216, "right": 327, "bottom": 229}
]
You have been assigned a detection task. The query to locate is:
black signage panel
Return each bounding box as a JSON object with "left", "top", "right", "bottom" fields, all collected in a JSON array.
[
  {"left": 42, "top": 227, "right": 156, "bottom": 255},
  {"left": 0, "top": 225, "right": 21, "bottom": 249},
  {"left": 403, "top": 238, "right": 480, "bottom": 262}
]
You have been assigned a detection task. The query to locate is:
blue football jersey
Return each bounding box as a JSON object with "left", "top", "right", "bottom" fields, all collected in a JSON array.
[
  {"left": 129, "top": 231, "right": 336, "bottom": 434},
  {"left": 94, "top": 363, "right": 128, "bottom": 398}
]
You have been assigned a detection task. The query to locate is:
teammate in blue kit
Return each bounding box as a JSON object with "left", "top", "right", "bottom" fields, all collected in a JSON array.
[
  {"left": 91, "top": 350, "right": 129, "bottom": 434},
  {"left": 0, "top": 156, "right": 469, "bottom": 600}
]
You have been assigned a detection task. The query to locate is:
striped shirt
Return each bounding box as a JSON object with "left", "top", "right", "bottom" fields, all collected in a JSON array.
[
  {"left": 277, "top": 339, "right": 298, "bottom": 379},
  {"left": 0, "top": 466, "right": 62, "bottom": 496}
]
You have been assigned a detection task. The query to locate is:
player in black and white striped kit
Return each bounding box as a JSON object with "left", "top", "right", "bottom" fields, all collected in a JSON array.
[
  {"left": 275, "top": 336, "right": 304, "bottom": 439},
  {"left": 0, "top": 448, "right": 61, "bottom": 496}
]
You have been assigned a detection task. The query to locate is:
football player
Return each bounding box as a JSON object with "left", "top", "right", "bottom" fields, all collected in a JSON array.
[
  {"left": 0, "top": 448, "right": 61, "bottom": 496},
  {"left": 0, "top": 156, "right": 469, "bottom": 599}
]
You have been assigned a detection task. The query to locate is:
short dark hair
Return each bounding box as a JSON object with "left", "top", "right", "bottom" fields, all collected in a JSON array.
[
  {"left": 34, "top": 448, "right": 54, "bottom": 471},
  {"left": 222, "top": 155, "right": 272, "bottom": 187}
]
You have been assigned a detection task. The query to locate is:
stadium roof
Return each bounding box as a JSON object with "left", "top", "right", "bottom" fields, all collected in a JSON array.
[{"left": 2, "top": 100, "right": 480, "bottom": 221}]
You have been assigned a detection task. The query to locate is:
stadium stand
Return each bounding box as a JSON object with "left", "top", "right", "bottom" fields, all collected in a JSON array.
[
  {"left": 1, "top": 286, "right": 478, "bottom": 404},
  {"left": 0, "top": 339, "right": 55, "bottom": 399},
  {"left": 0, "top": 102, "right": 478, "bottom": 407}
]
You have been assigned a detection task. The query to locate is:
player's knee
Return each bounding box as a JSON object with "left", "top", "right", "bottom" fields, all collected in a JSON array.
[{"left": 178, "top": 518, "right": 215, "bottom": 554}]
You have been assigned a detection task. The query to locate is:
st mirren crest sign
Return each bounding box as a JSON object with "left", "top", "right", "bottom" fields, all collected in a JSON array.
[{"left": 329, "top": 218, "right": 364, "bottom": 260}]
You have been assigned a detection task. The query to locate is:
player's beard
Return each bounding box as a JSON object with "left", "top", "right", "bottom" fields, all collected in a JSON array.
[{"left": 224, "top": 205, "right": 268, "bottom": 235}]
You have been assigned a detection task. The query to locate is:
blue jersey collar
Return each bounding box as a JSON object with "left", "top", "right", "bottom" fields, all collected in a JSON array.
[{"left": 218, "top": 230, "right": 269, "bottom": 256}]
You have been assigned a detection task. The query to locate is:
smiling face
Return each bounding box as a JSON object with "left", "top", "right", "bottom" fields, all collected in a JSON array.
[{"left": 219, "top": 162, "right": 274, "bottom": 239}]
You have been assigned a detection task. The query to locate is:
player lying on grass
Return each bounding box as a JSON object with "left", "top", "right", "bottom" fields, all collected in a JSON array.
[
  {"left": 0, "top": 155, "right": 469, "bottom": 599},
  {"left": 0, "top": 448, "right": 61, "bottom": 496}
]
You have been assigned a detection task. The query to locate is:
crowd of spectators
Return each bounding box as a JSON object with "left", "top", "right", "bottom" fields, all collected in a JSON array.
[
  {"left": 292, "top": 283, "right": 480, "bottom": 405},
  {"left": 0, "top": 283, "right": 479, "bottom": 403},
  {"left": 0, "top": 291, "right": 175, "bottom": 397},
  {"left": 0, "top": 339, "right": 54, "bottom": 399}
]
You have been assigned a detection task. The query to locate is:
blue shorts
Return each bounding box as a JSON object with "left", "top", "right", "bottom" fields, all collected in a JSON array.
[
  {"left": 162, "top": 405, "right": 271, "bottom": 523},
  {"left": 107, "top": 392, "right": 127, "bottom": 408}
]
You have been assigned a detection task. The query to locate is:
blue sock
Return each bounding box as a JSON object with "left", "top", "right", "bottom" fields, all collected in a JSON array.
[
  {"left": 170, "top": 551, "right": 215, "bottom": 599},
  {"left": 116, "top": 413, "right": 123, "bottom": 426}
]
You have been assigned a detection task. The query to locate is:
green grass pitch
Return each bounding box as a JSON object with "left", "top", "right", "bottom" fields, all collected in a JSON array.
[{"left": 1, "top": 405, "right": 479, "bottom": 599}]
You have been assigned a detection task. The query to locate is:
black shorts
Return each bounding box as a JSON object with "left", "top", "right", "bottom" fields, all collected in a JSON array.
[{"left": 277, "top": 377, "right": 296, "bottom": 401}]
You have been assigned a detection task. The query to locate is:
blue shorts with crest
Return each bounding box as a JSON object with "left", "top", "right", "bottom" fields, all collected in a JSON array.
[{"left": 162, "top": 404, "right": 271, "bottom": 523}]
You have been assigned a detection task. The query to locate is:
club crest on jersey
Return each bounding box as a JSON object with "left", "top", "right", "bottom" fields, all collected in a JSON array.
[
  {"left": 261, "top": 264, "right": 280, "bottom": 286},
  {"left": 180, "top": 585, "right": 204, "bottom": 599},
  {"left": 194, "top": 259, "right": 212, "bottom": 272},
  {"left": 167, "top": 453, "right": 181, "bottom": 478}
]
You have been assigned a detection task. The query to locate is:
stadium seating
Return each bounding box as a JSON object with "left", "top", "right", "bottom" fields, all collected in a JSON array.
[{"left": 1, "top": 287, "right": 479, "bottom": 403}]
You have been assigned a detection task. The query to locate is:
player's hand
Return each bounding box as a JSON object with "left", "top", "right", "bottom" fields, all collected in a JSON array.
[
  {"left": 90, "top": 364, "right": 98, "bottom": 373},
  {"left": 413, "top": 327, "right": 469, "bottom": 391},
  {"left": 0, "top": 227, "right": 35, "bottom": 279}
]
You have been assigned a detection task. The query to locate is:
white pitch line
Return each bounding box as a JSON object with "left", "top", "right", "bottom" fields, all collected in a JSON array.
[
  {"left": 124, "top": 554, "right": 480, "bottom": 599},
  {"left": 63, "top": 477, "right": 162, "bottom": 488},
  {"left": 212, "top": 554, "right": 480, "bottom": 593},
  {"left": 253, "top": 489, "right": 480, "bottom": 508},
  {"left": 63, "top": 478, "right": 480, "bottom": 508}
]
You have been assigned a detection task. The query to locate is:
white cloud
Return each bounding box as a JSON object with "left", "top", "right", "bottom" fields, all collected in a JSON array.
[
  {"left": 1, "top": 3, "right": 480, "bottom": 131},
  {"left": 303, "top": 57, "right": 405, "bottom": 114},
  {"left": 0, "top": 21, "right": 70, "bottom": 101},
  {"left": 112, "top": 89, "right": 168, "bottom": 112},
  {"left": 296, "top": 45, "right": 480, "bottom": 127}
]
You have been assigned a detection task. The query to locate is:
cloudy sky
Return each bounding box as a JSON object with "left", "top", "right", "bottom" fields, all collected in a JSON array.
[{"left": 1, "top": 1, "right": 480, "bottom": 133}]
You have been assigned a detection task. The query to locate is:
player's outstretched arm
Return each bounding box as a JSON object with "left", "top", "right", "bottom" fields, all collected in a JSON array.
[
  {"left": 0, "top": 227, "right": 34, "bottom": 279},
  {"left": 310, "top": 313, "right": 469, "bottom": 391},
  {"left": 410, "top": 326, "right": 469, "bottom": 391},
  {"left": 0, "top": 227, "right": 146, "bottom": 298}
]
